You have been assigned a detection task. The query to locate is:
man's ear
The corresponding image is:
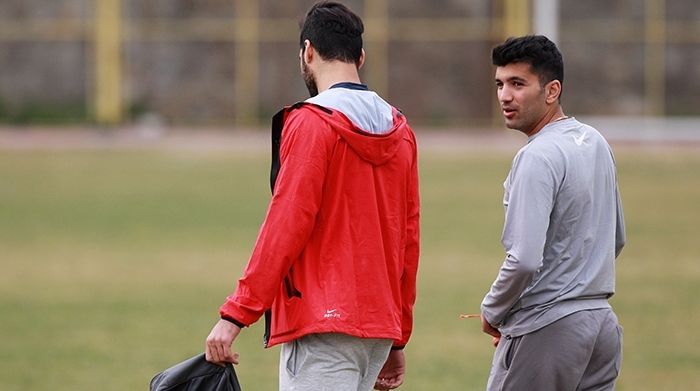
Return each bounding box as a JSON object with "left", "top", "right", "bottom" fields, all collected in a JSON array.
[
  {"left": 302, "top": 39, "right": 314, "bottom": 64},
  {"left": 545, "top": 80, "right": 562, "bottom": 104},
  {"left": 357, "top": 48, "right": 366, "bottom": 69}
]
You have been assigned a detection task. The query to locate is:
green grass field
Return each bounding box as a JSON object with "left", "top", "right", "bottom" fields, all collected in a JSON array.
[{"left": 1, "top": 143, "right": 699, "bottom": 390}]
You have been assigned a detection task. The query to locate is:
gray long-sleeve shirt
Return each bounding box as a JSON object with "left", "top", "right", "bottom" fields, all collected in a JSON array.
[{"left": 481, "top": 117, "right": 625, "bottom": 337}]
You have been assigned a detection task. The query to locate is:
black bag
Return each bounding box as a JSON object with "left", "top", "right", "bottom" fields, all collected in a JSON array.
[{"left": 150, "top": 353, "right": 242, "bottom": 391}]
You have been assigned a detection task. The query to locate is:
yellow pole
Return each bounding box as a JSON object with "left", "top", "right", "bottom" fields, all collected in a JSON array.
[
  {"left": 644, "top": 0, "right": 665, "bottom": 116},
  {"left": 95, "top": 0, "right": 122, "bottom": 125},
  {"left": 503, "top": 0, "right": 531, "bottom": 38},
  {"left": 364, "top": 0, "right": 389, "bottom": 96},
  {"left": 234, "top": 0, "right": 259, "bottom": 126},
  {"left": 493, "top": 0, "right": 531, "bottom": 127}
]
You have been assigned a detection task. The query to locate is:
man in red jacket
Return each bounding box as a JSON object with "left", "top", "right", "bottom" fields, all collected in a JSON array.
[{"left": 205, "top": 2, "right": 420, "bottom": 390}]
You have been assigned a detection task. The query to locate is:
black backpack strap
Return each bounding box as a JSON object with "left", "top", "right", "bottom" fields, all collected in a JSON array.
[
  {"left": 264, "top": 102, "right": 331, "bottom": 347},
  {"left": 269, "top": 108, "right": 285, "bottom": 192},
  {"left": 269, "top": 102, "right": 332, "bottom": 192}
]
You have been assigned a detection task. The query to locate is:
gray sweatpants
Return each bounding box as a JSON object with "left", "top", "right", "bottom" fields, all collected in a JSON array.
[
  {"left": 487, "top": 308, "right": 623, "bottom": 391},
  {"left": 279, "top": 333, "right": 393, "bottom": 391}
]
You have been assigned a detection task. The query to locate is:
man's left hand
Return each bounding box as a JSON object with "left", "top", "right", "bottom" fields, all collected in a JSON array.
[{"left": 374, "top": 349, "right": 406, "bottom": 390}]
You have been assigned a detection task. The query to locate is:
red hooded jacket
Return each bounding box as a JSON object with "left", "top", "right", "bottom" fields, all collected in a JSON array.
[{"left": 219, "top": 103, "right": 420, "bottom": 348}]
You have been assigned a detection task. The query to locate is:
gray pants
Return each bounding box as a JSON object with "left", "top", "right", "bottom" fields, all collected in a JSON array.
[
  {"left": 487, "top": 308, "right": 623, "bottom": 391},
  {"left": 279, "top": 333, "right": 392, "bottom": 391}
]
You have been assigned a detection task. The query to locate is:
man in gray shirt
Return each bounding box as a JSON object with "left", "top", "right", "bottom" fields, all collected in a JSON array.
[{"left": 480, "top": 35, "right": 626, "bottom": 390}]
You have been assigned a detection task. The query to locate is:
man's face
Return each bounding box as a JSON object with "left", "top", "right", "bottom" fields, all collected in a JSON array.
[
  {"left": 300, "top": 47, "right": 318, "bottom": 98},
  {"left": 495, "top": 62, "right": 548, "bottom": 135}
]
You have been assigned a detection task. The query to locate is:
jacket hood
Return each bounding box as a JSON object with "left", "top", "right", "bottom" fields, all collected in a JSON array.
[{"left": 303, "top": 103, "right": 409, "bottom": 166}]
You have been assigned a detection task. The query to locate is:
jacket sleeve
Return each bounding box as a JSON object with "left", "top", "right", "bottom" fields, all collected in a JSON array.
[
  {"left": 614, "top": 186, "right": 625, "bottom": 258},
  {"left": 395, "top": 133, "right": 420, "bottom": 348},
  {"left": 219, "top": 109, "right": 332, "bottom": 326},
  {"left": 481, "top": 151, "right": 557, "bottom": 327}
]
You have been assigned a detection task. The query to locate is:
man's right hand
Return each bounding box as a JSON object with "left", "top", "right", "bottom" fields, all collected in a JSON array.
[
  {"left": 481, "top": 314, "right": 501, "bottom": 347},
  {"left": 205, "top": 319, "right": 242, "bottom": 365}
]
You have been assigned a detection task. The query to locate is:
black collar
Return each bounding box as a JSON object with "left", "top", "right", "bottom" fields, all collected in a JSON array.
[{"left": 329, "top": 82, "right": 369, "bottom": 91}]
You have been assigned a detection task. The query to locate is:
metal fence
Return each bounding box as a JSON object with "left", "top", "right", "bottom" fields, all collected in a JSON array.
[{"left": 0, "top": 0, "right": 698, "bottom": 127}]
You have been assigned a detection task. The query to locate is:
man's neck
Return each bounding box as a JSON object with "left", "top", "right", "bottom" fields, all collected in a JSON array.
[
  {"left": 314, "top": 61, "right": 362, "bottom": 94},
  {"left": 524, "top": 106, "right": 566, "bottom": 137}
]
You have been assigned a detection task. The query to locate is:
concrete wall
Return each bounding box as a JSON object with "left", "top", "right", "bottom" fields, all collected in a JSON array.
[{"left": 0, "top": 0, "right": 698, "bottom": 125}]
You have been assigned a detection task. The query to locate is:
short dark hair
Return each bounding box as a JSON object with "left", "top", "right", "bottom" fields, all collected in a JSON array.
[
  {"left": 492, "top": 35, "right": 564, "bottom": 87},
  {"left": 300, "top": 1, "right": 364, "bottom": 65}
]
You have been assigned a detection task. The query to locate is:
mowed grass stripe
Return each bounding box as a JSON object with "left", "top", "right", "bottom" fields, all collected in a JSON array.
[{"left": 0, "top": 148, "right": 698, "bottom": 390}]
